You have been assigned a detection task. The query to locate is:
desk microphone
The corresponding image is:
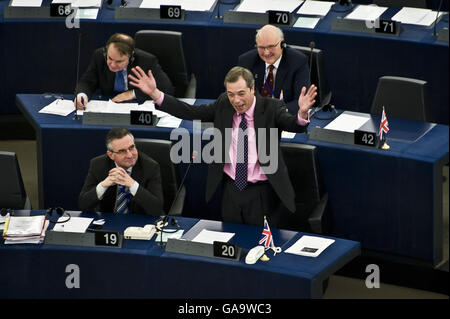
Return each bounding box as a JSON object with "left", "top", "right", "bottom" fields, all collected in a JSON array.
[
  {"left": 433, "top": 0, "right": 444, "bottom": 37},
  {"left": 73, "top": 31, "right": 82, "bottom": 121},
  {"left": 157, "top": 150, "right": 198, "bottom": 246},
  {"left": 308, "top": 41, "right": 315, "bottom": 86}
]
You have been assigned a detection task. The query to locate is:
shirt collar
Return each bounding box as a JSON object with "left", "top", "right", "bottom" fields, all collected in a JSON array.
[{"left": 265, "top": 53, "right": 283, "bottom": 71}]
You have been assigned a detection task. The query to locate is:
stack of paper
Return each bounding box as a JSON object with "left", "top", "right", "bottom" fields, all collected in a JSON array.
[
  {"left": 344, "top": 4, "right": 388, "bottom": 21},
  {"left": 3, "top": 215, "right": 49, "bottom": 244},
  {"left": 391, "top": 7, "right": 446, "bottom": 27}
]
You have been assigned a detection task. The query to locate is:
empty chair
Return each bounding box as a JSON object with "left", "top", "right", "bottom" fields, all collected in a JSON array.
[
  {"left": 0, "top": 151, "right": 31, "bottom": 210},
  {"left": 134, "top": 138, "right": 185, "bottom": 216},
  {"left": 278, "top": 143, "right": 329, "bottom": 234},
  {"left": 370, "top": 76, "right": 430, "bottom": 122},
  {"left": 134, "top": 30, "right": 196, "bottom": 98},
  {"left": 289, "top": 44, "right": 332, "bottom": 109}
]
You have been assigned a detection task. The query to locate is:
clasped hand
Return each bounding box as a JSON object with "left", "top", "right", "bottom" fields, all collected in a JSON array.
[{"left": 101, "top": 167, "right": 134, "bottom": 188}]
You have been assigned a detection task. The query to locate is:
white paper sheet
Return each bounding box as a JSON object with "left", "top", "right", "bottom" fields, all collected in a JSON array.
[
  {"left": 155, "top": 229, "right": 184, "bottom": 243},
  {"left": 52, "top": 0, "right": 101, "bottom": 7},
  {"left": 281, "top": 131, "right": 296, "bottom": 139},
  {"left": 39, "top": 99, "right": 75, "bottom": 116},
  {"left": 4, "top": 215, "right": 46, "bottom": 237},
  {"left": 52, "top": 217, "right": 93, "bottom": 233},
  {"left": 11, "top": 0, "right": 42, "bottom": 7},
  {"left": 391, "top": 7, "right": 446, "bottom": 26},
  {"left": 297, "top": 0, "right": 334, "bottom": 16},
  {"left": 156, "top": 116, "right": 182, "bottom": 128},
  {"left": 140, "top": 0, "right": 216, "bottom": 11},
  {"left": 324, "top": 113, "right": 369, "bottom": 133},
  {"left": 75, "top": 8, "right": 99, "bottom": 19},
  {"left": 191, "top": 229, "right": 235, "bottom": 244},
  {"left": 293, "top": 16, "right": 321, "bottom": 29},
  {"left": 285, "top": 235, "right": 334, "bottom": 257},
  {"left": 344, "top": 4, "right": 388, "bottom": 21},
  {"left": 235, "top": 0, "right": 301, "bottom": 13}
]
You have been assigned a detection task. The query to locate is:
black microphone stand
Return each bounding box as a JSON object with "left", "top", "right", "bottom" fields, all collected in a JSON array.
[
  {"left": 157, "top": 151, "right": 197, "bottom": 246},
  {"left": 433, "top": 0, "right": 444, "bottom": 37},
  {"left": 73, "top": 31, "right": 82, "bottom": 121}
]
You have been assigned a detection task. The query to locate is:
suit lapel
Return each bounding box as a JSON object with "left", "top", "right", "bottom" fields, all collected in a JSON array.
[{"left": 274, "top": 54, "right": 288, "bottom": 98}]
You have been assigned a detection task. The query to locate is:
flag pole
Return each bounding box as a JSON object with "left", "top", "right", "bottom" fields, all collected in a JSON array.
[{"left": 380, "top": 106, "right": 390, "bottom": 150}]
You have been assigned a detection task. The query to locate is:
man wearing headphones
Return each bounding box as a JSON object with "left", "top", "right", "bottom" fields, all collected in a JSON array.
[
  {"left": 75, "top": 33, "right": 174, "bottom": 110},
  {"left": 238, "top": 24, "right": 311, "bottom": 115}
]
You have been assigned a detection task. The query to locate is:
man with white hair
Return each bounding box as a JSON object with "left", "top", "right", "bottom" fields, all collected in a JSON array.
[{"left": 238, "top": 24, "right": 311, "bottom": 115}]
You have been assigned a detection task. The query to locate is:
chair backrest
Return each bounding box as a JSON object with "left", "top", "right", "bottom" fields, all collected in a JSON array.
[
  {"left": 135, "top": 30, "right": 190, "bottom": 98},
  {"left": 289, "top": 44, "right": 331, "bottom": 107},
  {"left": 134, "top": 138, "right": 179, "bottom": 214},
  {"left": 370, "top": 76, "right": 430, "bottom": 122},
  {"left": 278, "top": 143, "right": 326, "bottom": 232},
  {"left": 0, "top": 151, "right": 30, "bottom": 209},
  {"left": 373, "top": 0, "right": 427, "bottom": 8}
]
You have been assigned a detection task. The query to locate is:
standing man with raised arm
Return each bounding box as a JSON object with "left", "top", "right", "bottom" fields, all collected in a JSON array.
[
  {"left": 128, "top": 65, "right": 316, "bottom": 227},
  {"left": 79, "top": 127, "right": 164, "bottom": 215},
  {"left": 238, "top": 24, "right": 311, "bottom": 115},
  {"left": 74, "top": 33, "right": 174, "bottom": 110}
]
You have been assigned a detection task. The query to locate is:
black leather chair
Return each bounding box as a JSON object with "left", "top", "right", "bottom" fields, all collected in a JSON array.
[
  {"left": 134, "top": 30, "right": 196, "bottom": 98},
  {"left": 134, "top": 138, "right": 185, "bottom": 216},
  {"left": 370, "top": 76, "right": 430, "bottom": 122},
  {"left": 278, "top": 143, "right": 329, "bottom": 234},
  {"left": 0, "top": 151, "right": 31, "bottom": 209},
  {"left": 289, "top": 44, "right": 332, "bottom": 109}
]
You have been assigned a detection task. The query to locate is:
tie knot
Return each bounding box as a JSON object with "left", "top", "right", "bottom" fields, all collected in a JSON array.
[{"left": 268, "top": 64, "right": 274, "bottom": 72}]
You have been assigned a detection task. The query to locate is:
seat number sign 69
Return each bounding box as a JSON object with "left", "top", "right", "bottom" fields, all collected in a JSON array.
[{"left": 160, "top": 5, "right": 182, "bottom": 19}]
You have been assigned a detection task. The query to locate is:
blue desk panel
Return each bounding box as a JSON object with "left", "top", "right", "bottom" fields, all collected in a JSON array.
[
  {"left": 0, "top": 210, "right": 360, "bottom": 299},
  {"left": 0, "top": 1, "right": 448, "bottom": 124},
  {"left": 16, "top": 94, "right": 449, "bottom": 266}
]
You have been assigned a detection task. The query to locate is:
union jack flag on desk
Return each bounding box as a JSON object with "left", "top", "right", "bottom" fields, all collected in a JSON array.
[
  {"left": 378, "top": 106, "right": 389, "bottom": 141},
  {"left": 259, "top": 216, "right": 274, "bottom": 248}
]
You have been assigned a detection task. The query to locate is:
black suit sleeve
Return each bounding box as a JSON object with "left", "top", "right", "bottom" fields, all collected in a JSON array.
[{"left": 78, "top": 156, "right": 111, "bottom": 212}]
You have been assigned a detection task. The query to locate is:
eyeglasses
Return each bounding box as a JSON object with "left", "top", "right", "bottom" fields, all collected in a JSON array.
[
  {"left": 255, "top": 40, "right": 281, "bottom": 51},
  {"left": 109, "top": 144, "right": 136, "bottom": 155}
]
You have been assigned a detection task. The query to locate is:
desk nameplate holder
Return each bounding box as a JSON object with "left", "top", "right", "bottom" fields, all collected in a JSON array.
[
  {"left": 331, "top": 17, "right": 402, "bottom": 37},
  {"left": 115, "top": 0, "right": 185, "bottom": 21},
  {"left": 4, "top": 3, "right": 52, "bottom": 19},
  {"left": 223, "top": 11, "right": 296, "bottom": 27},
  {"left": 44, "top": 230, "right": 123, "bottom": 249},
  {"left": 165, "top": 238, "right": 242, "bottom": 262},
  {"left": 82, "top": 112, "right": 158, "bottom": 127},
  {"left": 309, "top": 111, "right": 380, "bottom": 148}
]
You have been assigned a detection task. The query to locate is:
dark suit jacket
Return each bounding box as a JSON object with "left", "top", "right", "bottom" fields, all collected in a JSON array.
[
  {"left": 159, "top": 93, "right": 309, "bottom": 212},
  {"left": 76, "top": 48, "right": 174, "bottom": 103},
  {"left": 238, "top": 46, "right": 310, "bottom": 115},
  {"left": 78, "top": 151, "right": 164, "bottom": 215}
]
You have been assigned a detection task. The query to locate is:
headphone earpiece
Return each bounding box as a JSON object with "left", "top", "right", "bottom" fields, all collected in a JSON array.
[
  {"left": 46, "top": 207, "right": 71, "bottom": 223},
  {"left": 280, "top": 40, "right": 287, "bottom": 49}
]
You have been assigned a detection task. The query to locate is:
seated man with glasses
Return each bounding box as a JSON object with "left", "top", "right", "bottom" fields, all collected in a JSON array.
[
  {"left": 78, "top": 127, "right": 163, "bottom": 215},
  {"left": 238, "top": 24, "right": 311, "bottom": 115}
]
